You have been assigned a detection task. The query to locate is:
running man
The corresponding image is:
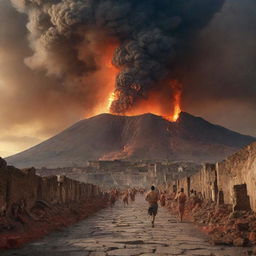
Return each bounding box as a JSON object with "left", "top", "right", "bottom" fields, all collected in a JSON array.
[
  {"left": 110, "top": 190, "right": 116, "bottom": 208},
  {"left": 175, "top": 188, "right": 187, "bottom": 222},
  {"left": 145, "top": 185, "right": 159, "bottom": 228}
]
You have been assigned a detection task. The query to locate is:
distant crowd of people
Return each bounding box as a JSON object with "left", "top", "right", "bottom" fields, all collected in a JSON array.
[
  {"left": 104, "top": 187, "right": 144, "bottom": 208},
  {"left": 122, "top": 189, "right": 135, "bottom": 206},
  {"left": 103, "top": 185, "right": 203, "bottom": 228}
]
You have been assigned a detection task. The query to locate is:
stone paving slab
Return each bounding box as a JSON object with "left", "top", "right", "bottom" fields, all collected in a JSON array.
[{"left": 1, "top": 196, "right": 249, "bottom": 256}]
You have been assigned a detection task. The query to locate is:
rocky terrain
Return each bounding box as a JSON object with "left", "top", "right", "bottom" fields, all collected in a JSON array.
[
  {"left": 167, "top": 196, "right": 256, "bottom": 249},
  {"left": 0, "top": 197, "right": 109, "bottom": 250},
  {"left": 6, "top": 112, "right": 255, "bottom": 168}
]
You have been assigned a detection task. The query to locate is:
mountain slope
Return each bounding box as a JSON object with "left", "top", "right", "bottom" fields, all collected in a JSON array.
[{"left": 5, "top": 112, "right": 255, "bottom": 168}]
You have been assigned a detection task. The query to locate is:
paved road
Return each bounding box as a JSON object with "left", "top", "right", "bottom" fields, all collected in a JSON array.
[{"left": 2, "top": 196, "right": 248, "bottom": 256}]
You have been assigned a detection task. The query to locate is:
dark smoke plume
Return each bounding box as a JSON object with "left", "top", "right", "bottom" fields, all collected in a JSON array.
[{"left": 11, "top": 0, "right": 225, "bottom": 113}]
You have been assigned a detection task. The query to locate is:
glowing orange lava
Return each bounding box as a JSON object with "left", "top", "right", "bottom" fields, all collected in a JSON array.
[
  {"left": 165, "top": 81, "right": 182, "bottom": 122},
  {"left": 116, "top": 80, "right": 182, "bottom": 122},
  {"left": 107, "top": 91, "right": 117, "bottom": 110},
  {"left": 172, "top": 91, "right": 182, "bottom": 121},
  {"left": 96, "top": 43, "right": 119, "bottom": 114}
]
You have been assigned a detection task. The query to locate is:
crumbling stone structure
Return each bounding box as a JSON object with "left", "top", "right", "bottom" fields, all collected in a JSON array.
[
  {"left": 0, "top": 159, "right": 102, "bottom": 216},
  {"left": 173, "top": 142, "right": 256, "bottom": 212},
  {"left": 37, "top": 161, "right": 200, "bottom": 189}
]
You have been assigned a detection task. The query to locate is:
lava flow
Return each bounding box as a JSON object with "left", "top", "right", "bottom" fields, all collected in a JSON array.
[{"left": 164, "top": 80, "right": 182, "bottom": 122}]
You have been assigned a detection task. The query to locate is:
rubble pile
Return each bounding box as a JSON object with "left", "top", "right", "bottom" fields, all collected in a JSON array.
[
  {"left": 0, "top": 197, "right": 109, "bottom": 250},
  {"left": 167, "top": 198, "right": 256, "bottom": 247}
]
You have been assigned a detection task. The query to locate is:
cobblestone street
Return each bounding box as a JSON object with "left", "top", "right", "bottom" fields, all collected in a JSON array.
[{"left": 2, "top": 196, "right": 249, "bottom": 256}]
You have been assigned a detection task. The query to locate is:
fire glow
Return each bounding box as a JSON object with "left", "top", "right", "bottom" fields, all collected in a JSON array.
[
  {"left": 86, "top": 42, "right": 182, "bottom": 122},
  {"left": 172, "top": 92, "right": 182, "bottom": 122},
  {"left": 164, "top": 81, "right": 182, "bottom": 122},
  {"left": 83, "top": 37, "right": 119, "bottom": 117},
  {"left": 106, "top": 80, "right": 182, "bottom": 122}
]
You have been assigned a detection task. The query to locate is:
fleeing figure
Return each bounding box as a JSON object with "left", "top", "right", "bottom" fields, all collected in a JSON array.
[
  {"left": 160, "top": 192, "right": 166, "bottom": 207},
  {"left": 175, "top": 188, "right": 187, "bottom": 222},
  {"left": 145, "top": 186, "right": 159, "bottom": 228},
  {"left": 110, "top": 191, "right": 117, "bottom": 208},
  {"left": 130, "top": 189, "right": 136, "bottom": 202},
  {"left": 122, "top": 191, "right": 129, "bottom": 207}
]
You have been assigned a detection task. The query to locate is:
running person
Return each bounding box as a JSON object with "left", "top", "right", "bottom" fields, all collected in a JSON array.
[
  {"left": 122, "top": 191, "right": 129, "bottom": 207},
  {"left": 175, "top": 188, "right": 187, "bottom": 222},
  {"left": 110, "top": 190, "right": 116, "bottom": 208},
  {"left": 145, "top": 186, "right": 159, "bottom": 228}
]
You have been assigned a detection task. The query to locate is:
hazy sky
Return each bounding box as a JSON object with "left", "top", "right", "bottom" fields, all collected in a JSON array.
[{"left": 0, "top": 0, "right": 255, "bottom": 158}]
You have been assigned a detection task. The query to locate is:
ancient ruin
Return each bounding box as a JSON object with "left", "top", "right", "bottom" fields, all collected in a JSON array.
[
  {"left": 36, "top": 160, "right": 200, "bottom": 189},
  {"left": 0, "top": 158, "right": 108, "bottom": 249},
  {"left": 173, "top": 142, "right": 256, "bottom": 212}
]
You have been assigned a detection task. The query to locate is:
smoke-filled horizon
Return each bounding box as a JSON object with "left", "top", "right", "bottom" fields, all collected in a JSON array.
[
  {"left": 0, "top": 0, "right": 256, "bottom": 157},
  {"left": 10, "top": 0, "right": 225, "bottom": 114}
]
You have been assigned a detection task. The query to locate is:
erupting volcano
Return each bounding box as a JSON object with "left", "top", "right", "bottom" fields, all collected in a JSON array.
[
  {"left": 7, "top": 0, "right": 254, "bottom": 170},
  {"left": 86, "top": 40, "right": 183, "bottom": 122},
  {"left": 104, "top": 77, "right": 183, "bottom": 122},
  {"left": 10, "top": 0, "right": 225, "bottom": 124},
  {"left": 96, "top": 46, "right": 184, "bottom": 123}
]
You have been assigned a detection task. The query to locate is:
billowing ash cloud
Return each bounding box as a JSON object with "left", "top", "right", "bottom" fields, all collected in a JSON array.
[{"left": 11, "top": 0, "right": 225, "bottom": 113}]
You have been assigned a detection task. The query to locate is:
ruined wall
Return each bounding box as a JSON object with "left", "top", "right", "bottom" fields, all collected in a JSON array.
[
  {"left": 39, "top": 176, "right": 59, "bottom": 204},
  {"left": 7, "top": 167, "right": 40, "bottom": 211},
  {"left": 0, "top": 159, "right": 103, "bottom": 215},
  {"left": 176, "top": 163, "right": 216, "bottom": 200},
  {"left": 174, "top": 142, "right": 256, "bottom": 211},
  {"left": 216, "top": 142, "right": 256, "bottom": 210},
  {"left": 189, "top": 171, "right": 202, "bottom": 196}
]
